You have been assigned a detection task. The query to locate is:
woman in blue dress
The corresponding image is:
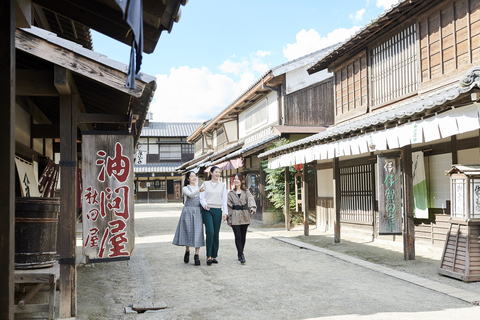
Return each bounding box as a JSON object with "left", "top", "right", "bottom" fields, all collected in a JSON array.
[{"left": 173, "top": 171, "right": 205, "bottom": 266}]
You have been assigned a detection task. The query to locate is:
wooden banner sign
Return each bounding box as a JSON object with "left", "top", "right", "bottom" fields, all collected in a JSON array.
[
  {"left": 82, "top": 135, "right": 135, "bottom": 261},
  {"left": 378, "top": 155, "right": 402, "bottom": 235}
]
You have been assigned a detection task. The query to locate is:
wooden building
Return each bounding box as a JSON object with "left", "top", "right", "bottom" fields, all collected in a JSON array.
[
  {"left": 134, "top": 121, "right": 200, "bottom": 202},
  {"left": 180, "top": 46, "right": 335, "bottom": 223},
  {"left": 1, "top": 0, "right": 188, "bottom": 318},
  {"left": 260, "top": 0, "right": 480, "bottom": 260}
]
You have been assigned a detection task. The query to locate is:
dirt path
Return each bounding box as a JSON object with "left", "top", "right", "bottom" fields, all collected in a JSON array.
[{"left": 76, "top": 203, "right": 480, "bottom": 320}]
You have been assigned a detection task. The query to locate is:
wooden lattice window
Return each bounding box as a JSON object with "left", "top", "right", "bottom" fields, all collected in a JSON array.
[
  {"left": 340, "top": 164, "right": 374, "bottom": 223},
  {"left": 371, "top": 24, "right": 418, "bottom": 107},
  {"left": 334, "top": 50, "right": 368, "bottom": 122}
]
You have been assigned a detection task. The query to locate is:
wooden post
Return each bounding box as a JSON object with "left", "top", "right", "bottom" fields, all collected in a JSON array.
[
  {"left": 285, "top": 166, "right": 290, "bottom": 231},
  {"left": 57, "top": 67, "right": 78, "bottom": 317},
  {"left": 402, "top": 145, "right": 415, "bottom": 260},
  {"left": 303, "top": 164, "right": 309, "bottom": 236},
  {"left": 0, "top": 1, "right": 15, "bottom": 318},
  {"left": 370, "top": 160, "right": 377, "bottom": 242},
  {"left": 164, "top": 176, "right": 168, "bottom": 202},
  {"left": 334, "top": 157, "right": 341, "bottom": 243},
  {"left": 452, "top": 135, "right": 458, "bottom": 165}
]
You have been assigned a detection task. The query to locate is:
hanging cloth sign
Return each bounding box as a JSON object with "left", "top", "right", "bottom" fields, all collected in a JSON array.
[
  {"left": 15, "top": 156, "right": 41, "bottom": 197},
  {"left": 412, "top": 151, "right": 429, "bottom": 219},
  {"left": 82, "top": 134, "right": 135, "bottom": 261},
  {"left": 378, "top": 155, "right": 403, "bottom": 235}
]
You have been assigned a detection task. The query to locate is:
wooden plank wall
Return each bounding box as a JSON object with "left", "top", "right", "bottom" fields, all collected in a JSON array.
[
  {"left": 415, "top": 213, "right": 451, "bottom": 247},
  {"left": 284, "top": 78, "right": 334, "bottom": 126},
  {"left": 419, "top": 0, "right": 480, "bottom": 82}
]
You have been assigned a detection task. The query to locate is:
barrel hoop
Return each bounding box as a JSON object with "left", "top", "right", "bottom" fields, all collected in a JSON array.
[
  {"left": 15, "top": 251, "right": 57, "bottom": 256},
  {"left": 15, "top": 217, "right": 58, "bottom": 223}
]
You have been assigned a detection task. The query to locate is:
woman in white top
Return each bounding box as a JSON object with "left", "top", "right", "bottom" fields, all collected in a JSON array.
[
  {"left": 173, "top": 171, "right": 205, "bottom": 266},
  {"left": 199, "top": 166, "right": 228, "bottom": 265}
]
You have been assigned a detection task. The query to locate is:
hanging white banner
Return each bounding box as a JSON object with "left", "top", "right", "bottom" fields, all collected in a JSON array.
[{"left": 412, "top": 151, "right": 429, "bottom": 219}]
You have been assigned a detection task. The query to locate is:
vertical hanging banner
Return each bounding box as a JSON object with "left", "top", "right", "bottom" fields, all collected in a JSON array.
[
  {"left": 82, "top": 134, "right": 134, "bottom": 261},
  {"left": 412, "top": 151, "right": 428, "bottom": 219},
  {"left": 378, "top": 155, "right": 403, "bottom": 235}
]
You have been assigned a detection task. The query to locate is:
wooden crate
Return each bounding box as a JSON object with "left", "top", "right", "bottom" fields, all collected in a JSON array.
[{"left": 438, "top": 219, "right": 480, "bottom": 282}]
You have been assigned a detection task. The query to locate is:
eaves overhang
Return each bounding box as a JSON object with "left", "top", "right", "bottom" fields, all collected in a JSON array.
[{"left": 259, "top": 66, "right": 480, "bottom": 158}]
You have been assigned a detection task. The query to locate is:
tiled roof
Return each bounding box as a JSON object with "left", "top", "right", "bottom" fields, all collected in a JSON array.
[
  {"left": 211, "top": 134, "right": 280, "bottom": 165},
  {"left": 141, "top": 122, "right": 202, "bottom": 137},
  {"left": 259, "top": 66, "right": 480, "bottom": 158},
  {"left": 134, "top": 163, "right": 181, "bottom": 173}
]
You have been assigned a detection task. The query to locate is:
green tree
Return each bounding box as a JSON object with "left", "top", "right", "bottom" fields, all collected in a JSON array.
[{"left": 260, "top": 138, "right": 297, "bottom": 213}]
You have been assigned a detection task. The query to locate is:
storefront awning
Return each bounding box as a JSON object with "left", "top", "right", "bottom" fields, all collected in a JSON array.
[
  {"left": 205, "top": 157, "right": 244, "bottom": 172},
  {"left": 265, "top": 102, "right": 480, "bottom": 169}
]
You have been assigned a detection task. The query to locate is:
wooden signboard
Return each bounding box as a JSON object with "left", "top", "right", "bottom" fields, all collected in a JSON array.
[
  {"left": 174, "top": 181, "right": 181, "bottom": 200},
  {"left": 378, "top": 155, "right": 402, "bottom": 235},
  {"left": 82, "top": 135, "right": 134, "bottom": 261}
]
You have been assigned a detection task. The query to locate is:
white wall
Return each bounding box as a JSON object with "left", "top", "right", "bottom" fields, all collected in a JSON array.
[
  {"left": 426, "top": 153, "right": 452, "bottom": 209},
  {"left": 238, "top": 91, "right": 278, "bottom": 140},
  {"left": 224, "top": 120, "right": 238, "bottom": 142},
  {"left": 15, "top": 104, "right": 30, "bottom": 147},
  {"left": 317, "top": 168, "right": 333, "bottom": 197},
  {"left": 285, "top": 68, "right": 330, "bottom": 95}
]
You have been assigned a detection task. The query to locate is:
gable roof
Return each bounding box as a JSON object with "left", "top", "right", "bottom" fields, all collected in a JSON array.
[{"left": 141, "top": 122, "right": 202, "bottom": 137}]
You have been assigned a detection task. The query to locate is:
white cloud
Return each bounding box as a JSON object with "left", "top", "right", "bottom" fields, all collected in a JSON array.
[
  {"left": 350, "top": 8, "right": 366, "bottom": 22},
  {"left": 150, "top": 66, "right": 252, "bottom": 123},
  {"left": 219, "top": 59, "right": 249, "bottom": 75},
  {"left": 376, "top": 0, "right": 398, "bottom": 10},
  {"left": 255, "top": 50, "right": 271, "bottom": 58},
  {"left": 150, "top": 49, "right": 272, "bottom": 123},
  {"left": 283, "top": 27, "right": 362, "bottom": 61}
]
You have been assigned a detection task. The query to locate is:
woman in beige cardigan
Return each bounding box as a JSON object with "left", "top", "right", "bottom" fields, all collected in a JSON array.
[{"left": 227, "top": 173, "right": 256, "bottom": 264}]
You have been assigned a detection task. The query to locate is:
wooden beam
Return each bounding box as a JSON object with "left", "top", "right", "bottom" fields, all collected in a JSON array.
[
  {"left": 15, "top": 0, "right": 32, "bottom": 28},
  {"left": 303, "top": 164, "right": 309, "bottom": 236},
  {"left": 285, "top": 166, "right": 290, "bottom": 231},
  {"left": 58, "top": 68, "right": 77, "bottom": 317},
  {"left": 32, "top": 124, "right": 59, "bottom": 138},
  {"left": 54, "top": 66, "right": 73, "bottom": 95},
  {"left": 77, "top": 113, "right": 129, "bottom": 124},
  {"left": 17, "top": 96, "right": 51, "bottom": 124},
  {"left": 16, "top": 29, "right": 146, "bottom": 97},
  {"left": 16, "top": 69, "right": 57, "bottom": 96},
  {"left": 334, "top": 157, "right": 341, "bottom": 243},
  {"left": 54, "top": 65, "right": 92, "bottom": 131},
  {"left": 0, "top": 1, "right": 15, "bottom": 317},
  {"left": 32, "top": 0, "right": 159, "bottom": 53},
  {"left": 402, "top": 144, "right": 415, "bottom": 260}
]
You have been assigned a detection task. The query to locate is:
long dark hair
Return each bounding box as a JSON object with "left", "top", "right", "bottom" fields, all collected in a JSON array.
[
  {"left": 234, "top": 173, "right": 247, "bottom": 191},
  {"left": 207, "top": 166, "right": 220, "bottom": 181},
  {"left": 184, "top": 171, "right": 195, "bottom": 186}
]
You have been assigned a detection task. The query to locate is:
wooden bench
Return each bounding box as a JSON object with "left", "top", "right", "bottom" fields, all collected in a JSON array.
[{"left": 14, "top": 262, "right": 60, "bottom": 319}]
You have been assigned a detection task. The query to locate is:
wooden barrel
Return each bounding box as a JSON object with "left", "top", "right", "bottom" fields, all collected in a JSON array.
[{"left": 15, "top": 197, "right": 60, "bottom": 269}]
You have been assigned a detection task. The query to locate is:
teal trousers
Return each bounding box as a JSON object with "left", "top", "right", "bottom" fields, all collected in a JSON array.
[{"left": 202, "top": 207, "right": 222, "bottom": 258}]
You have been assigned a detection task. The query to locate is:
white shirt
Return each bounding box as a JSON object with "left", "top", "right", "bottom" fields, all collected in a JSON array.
[
  {"left": 199, "top": 181, "right": 229, "bottom": 214},
  {"left": 183, "top": 185, "right": 199, "bottom": 203}
]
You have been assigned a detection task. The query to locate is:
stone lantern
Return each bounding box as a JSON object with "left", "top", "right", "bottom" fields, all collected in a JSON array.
[{"left": 438, "top": 165, "right": 480, "bottom": 282}]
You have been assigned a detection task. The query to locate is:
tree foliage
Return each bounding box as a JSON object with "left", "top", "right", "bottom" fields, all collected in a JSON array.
[{"left": 261, "top": 138, "right": 297, "bottom": 212}]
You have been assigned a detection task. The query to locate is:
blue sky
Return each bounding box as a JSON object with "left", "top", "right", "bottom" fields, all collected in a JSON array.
[{"left": 92, "top": 0, "right": 397, "bottom": 122}]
